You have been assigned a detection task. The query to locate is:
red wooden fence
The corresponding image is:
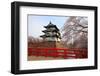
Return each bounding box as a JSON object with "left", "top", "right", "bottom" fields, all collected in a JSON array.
[{"left": 28, "top": 48, "right": 87, "bottom": 59}]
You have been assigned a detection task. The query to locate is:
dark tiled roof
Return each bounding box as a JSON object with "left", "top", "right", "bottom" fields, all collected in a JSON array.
[
  {"left": 40, "top": 34, "right": 61, "bottom": 39},
  {"left": 44, "top": 22, "right": 59, "bottom": 31}
]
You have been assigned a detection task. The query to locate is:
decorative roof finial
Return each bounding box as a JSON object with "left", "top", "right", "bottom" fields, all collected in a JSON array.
[{"left": 49, "top": 21, "right": 52, "bottom": 24}]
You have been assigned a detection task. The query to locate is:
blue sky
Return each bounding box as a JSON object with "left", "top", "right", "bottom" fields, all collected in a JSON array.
[{"left": 28, "top": 15, "right": 68, "bottom": 38}]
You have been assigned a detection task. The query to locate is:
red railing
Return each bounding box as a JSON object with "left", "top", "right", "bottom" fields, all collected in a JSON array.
[{"left": 28, "top": 48, "right": 87, "bottom": 59}]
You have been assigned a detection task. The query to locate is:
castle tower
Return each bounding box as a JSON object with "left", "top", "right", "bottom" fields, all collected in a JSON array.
[{"left": 40, "top": 21, "right": 61, "bottom": 42}]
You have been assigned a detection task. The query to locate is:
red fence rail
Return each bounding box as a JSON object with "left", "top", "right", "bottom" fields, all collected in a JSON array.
[{"left": 28, "top": 48, "right": 87, "bottom": 59}]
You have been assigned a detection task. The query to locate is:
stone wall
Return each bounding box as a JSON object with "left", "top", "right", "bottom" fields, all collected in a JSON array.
[{"left": 28, "top": 41, "right": 65, "bottom": 48}]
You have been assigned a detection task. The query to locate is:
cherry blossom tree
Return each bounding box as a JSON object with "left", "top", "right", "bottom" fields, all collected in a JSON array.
[{"left": 61, "top": 16, "right": 88, "bottom": 48}]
